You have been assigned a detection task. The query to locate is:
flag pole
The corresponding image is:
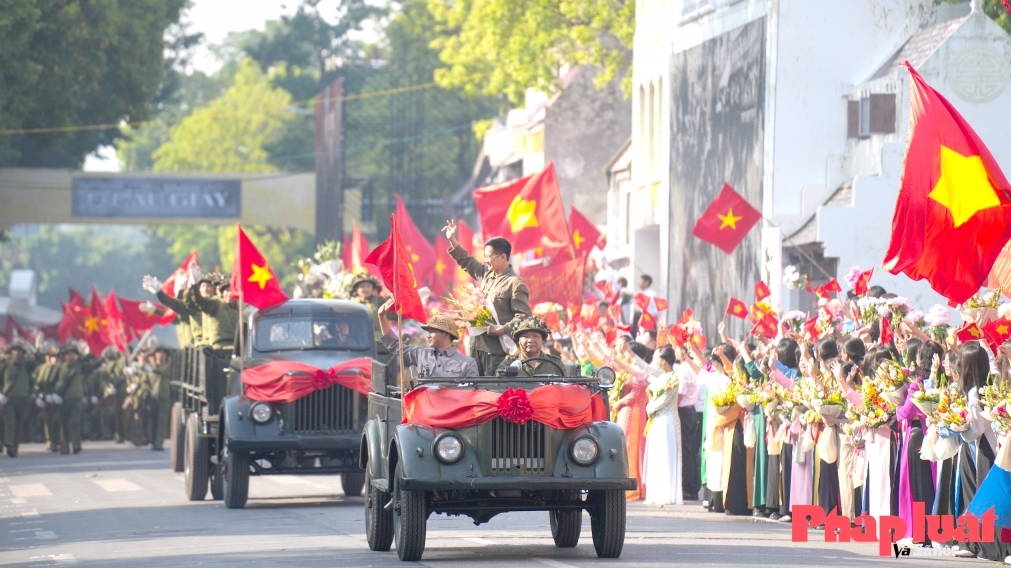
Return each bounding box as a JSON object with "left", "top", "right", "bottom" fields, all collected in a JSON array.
[
  {"left": 393, "top": 215, "right": 407, "bottom": 412},
  {"left": 237, "top": 224, "right": 245, "bottom": 377}
]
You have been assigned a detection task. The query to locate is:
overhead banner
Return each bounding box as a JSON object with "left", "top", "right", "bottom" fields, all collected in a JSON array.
[{"left": 72, "top": 176, "right": 241, "bottom": 218}]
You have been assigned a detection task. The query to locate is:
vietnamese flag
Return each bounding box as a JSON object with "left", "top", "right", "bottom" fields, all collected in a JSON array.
[
  {"left": 453, "top": 220, "right": 478, "bottom": 288},
  {"left": 103, "top": 291, "right": 130, "bottom": 348},
  {"left": 347, "top": 222, "right": 381, "bottom": 279},
  {"left": 755, "top": 315, "right": 779, "bottom": 340},
  {"left": 117, "top": 296, "right": 166, "bottom": 333},
  {"left": 430, "top": 235, "right": 455, "bottom": 298},
  {"left": 57, "top": 301, "right": 84, "bottom": 343},
  {"left": 884, "top": 63, "right": 1011, "bottom": 304},
  {"left": 983, "top": 317, "right": 1011, "bottom": 351},
  {"left": 691, "top": 183, "right": 761, "bottom": 254},
  {"left": 880, "top": 316, "right": 894, "bottom": 345},
  {"left": 726, "top": 297, "right": 748, "bottom": 320},
  {"left": 394, "top": 196, "right": 436, "bottom": 288},
  {"left": 472, "top": 162, "right": 571, "bottom": 253},
  {"left": 755, "top": 281, "right": 771, "bottom": 302},
  {"left": 231, "top": 224, "right": 288, "bottom": 310},
  {"left": 522, "top": 250, "right": 585, "bottom": 308},
  {"left": 83, "top": 288, "right": 114, "bottom": 354},
  {"left": 956, "top": 322, "right": 985, "bottom": 344},
  {"left": 366, "top": 214, "right": 428, "bottom": 323},
  {"left": 570, "top": 206, "right": 603, "bottom": 257},
  {"left": 853, "top": 268, "right": 874, "bottom": 296}
]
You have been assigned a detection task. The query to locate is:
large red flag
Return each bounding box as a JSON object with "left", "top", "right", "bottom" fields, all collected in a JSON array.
[
  {"left": 521, "top": 250, "right": 585, "bottom": 308},
  {"left": 103, "top": 291, "right": 129, "bottom": 349},
  {"left": 691, "top": 183, "right": 762, "bottom": 254},
  {"left": 884, "top": 63, "right": 1011, "bottom": 304},
  {"left": 162, "top": 251, "right": 199, "bottom": 297},
  {"left": 570, "top": 207, "right": 603, "bottom": 257},
  {"left": 453, "top": 220, "right": 478, "bottom": 288},
  {"left": 57, "top": 301, "right": 84, "bottom": 343},
  {"left": 366, "top": 214, "right": 428, "bottom": 323},
  {"left": 117, "top": 296, "right": 166, "bottom": 333},
  {"left": 84, "top": 288, "right": 114, "bottom": 354},
  {"left": 394, "top": 196, "right": 436, "bottom": 288},
  {"left": 472, "top": 162, "right": 571, "bottom": 253},
  {"left": 431, "top": 235, "right": 455, "bottom": 298},
  {"left": 349, "top": 222, "right": 381, "bottom": 278},
  {"left": 231, "top": 225, "right": 288, "bottom": 310}
]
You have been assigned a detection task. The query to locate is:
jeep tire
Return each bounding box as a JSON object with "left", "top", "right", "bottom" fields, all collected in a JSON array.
[
  {"left": 589, "top": 489, "right": 625, "bottom": 558},
  {"left": 341, "top": 471, "right": 366, "bottom": 497},
  {"left": 169, "top": 402, "right": 185, "bottom": 472},
  {"left": 393, "top": 460, "right": 427, "bottom": 561},
  {"left": 183, "top": 413, "right": 208, "bottom": 501},
  {"left": 550, "top": 509, "right": 582, "bottom": 547},
  {"left": 365, "top": 468, "right": 394, "bottom": 551},
  {"left": 221, "top": 423, "right": 250, "bottom": 509}
]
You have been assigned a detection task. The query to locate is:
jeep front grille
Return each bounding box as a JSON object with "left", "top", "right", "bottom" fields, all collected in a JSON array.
[
  {"left": 489, "top": 418, "right": 552, "bottom": 476},
  {"left": 290, "top": 384, "right": 358, "bottom": 434}
]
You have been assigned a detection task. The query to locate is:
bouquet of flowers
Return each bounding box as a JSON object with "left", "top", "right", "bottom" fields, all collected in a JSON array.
[
  {"left": 911, "top": 383, "right": 942, "bottom": 414},
  {"left": 929, "top": 384, "right": 969, "bottom": 432},
  {"left": 783, "top": 310, "right": 806, "bottom": 334},
  {"left": 960, "top": 288, "right": 1002, "bottom": 325},
  {"left": 784, "top": 266, "right": 809, "bottom": 291},
  {"left": 814, "top": 389, "right": 848, "bottom": 419},
  {"left": 857, "top": 297, "right": 886, "bottom": 326},
  {"left": 979, "top": 382, "right": 1011, "bottom": 436},
  {"left": 440, "top": 284, "right": 495, "bottom": 329},
  {"left": 886, "top": 297, "right": 910, "bottom": 329},
  {"left": 846, "top": 380, "right": 896, "bottom": 430},
  {"left": 710, "top": 382, "right": 742, "bottom": 414},
  {"left": 875, "top": 359, "right": 910, "bottom": 405},
  {"left": 756, "top": 381, "right": 787, "bottom": 417}
]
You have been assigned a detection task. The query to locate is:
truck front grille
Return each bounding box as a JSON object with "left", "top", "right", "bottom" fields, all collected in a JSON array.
[
  {"left": 489, "top": 418, "right": 552, "bottom": 476},
  {"left": 290, "top": 384, "right": 359, "bottom": 434}
]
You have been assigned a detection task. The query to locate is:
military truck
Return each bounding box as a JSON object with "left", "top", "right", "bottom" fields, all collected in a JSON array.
[
  {"left": 177, "top": 299, "right": 376, "bottom": 509},
  {"left": 360, "top": 358, "right": 633, "bottom": 561}
]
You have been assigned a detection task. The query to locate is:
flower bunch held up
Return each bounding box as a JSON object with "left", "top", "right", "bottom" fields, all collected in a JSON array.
[
  {"left": 784, "top": 265, "right": 809, "bottom": 291},
  {"left": 440, "top": 284, "right": 495, "bottom": 329}
]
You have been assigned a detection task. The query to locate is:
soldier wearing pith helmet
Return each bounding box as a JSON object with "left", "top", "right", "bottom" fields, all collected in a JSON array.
[
  {"left": 0, "top": 342, "right": 35, "bottom": 457},
  {"left": 495, "top": 316, "right": 564, "bottom": 377},
  {"left": 378, "top": 301, "right": 478, "bottom": 379},
  {"left": 348, "top": 273, "right": 388, "bottom": 354}
]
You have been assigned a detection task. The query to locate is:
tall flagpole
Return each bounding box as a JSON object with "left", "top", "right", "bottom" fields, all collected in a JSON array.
[
  {"left": 237, "top": 224, "right": 245, "bottom": 377},
  {"left": 394, "top": 214, "right": 406, "bottom": 412}
]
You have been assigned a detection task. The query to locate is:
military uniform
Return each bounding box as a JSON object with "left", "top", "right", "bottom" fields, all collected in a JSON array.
[
  {"left": 348, "top": 274, "right": 390, "bottom": 358},
  {"left": 53, "top": 350, "right": 101, "bottom": 454},
  {"left": 157, "top": 288, "right": 204, "bottom": 347},
  {"left": 191, "top": 289, "right": 238, "bottom": 350},
  {"left": 449, "top": 245, "right": 532, "bottom": 375},
  {"left": 147, "top": 358, "right": 172, "bottom": 450},
  {"left": 380, "top": 314, "right": 478, "bottom": 379},
  {"left": 0, "top": 348, "right": 35, "bottom": 456},
  {"left": 494, "top": 316, "right": 564, "bottom": 377},
  {"left": 33, "top": 354, "right": 60, "bottom": 451}
]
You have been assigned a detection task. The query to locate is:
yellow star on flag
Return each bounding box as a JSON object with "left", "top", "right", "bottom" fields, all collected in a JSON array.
[
  {"left": 718, "top": 208, "right": 743, "bottom": 230},
  {"left": 998, "top": 323, "right": 1009, "bottom": 336},
  {"left": 248, "top": 263, "right": 274, "bottom": 290},
  {"left": 435, "top": 258, "right": 446, "bottom": 275},
  {"left": 506, "top": 197, "right": 539, "bottom": 233},
  {"left": 83, "top": 316, "right": 99, "bottom": 335},
  {"left": 928, "top": 146, "right": 1001, "bottom": 228},
  {"left": 573, "top": 230, "right": 585, "bottom": 249},
  {"left": 971, "top": 326, "right": 983, "bottom": 338},
  {"left": 733, "top": 305, "right": 743, "bottom": 314}
]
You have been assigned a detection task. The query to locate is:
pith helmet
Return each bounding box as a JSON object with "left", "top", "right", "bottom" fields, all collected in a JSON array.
[
  {"left": 422, "top": 313, "right": 460, "bottom": 340},
  {"left": 347, "top": 273, "right": 381, "bottom": 294},
  {"left": 510, "top": 316, "right": 550, "bottom": 341}
]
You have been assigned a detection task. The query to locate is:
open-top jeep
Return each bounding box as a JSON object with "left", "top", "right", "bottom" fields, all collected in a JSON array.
[
  {"left": 180, "top": 298, "right": 375, "bottom": 509},
  {"left": 360, "top": 358, "right": 633, "bottom": 561}
]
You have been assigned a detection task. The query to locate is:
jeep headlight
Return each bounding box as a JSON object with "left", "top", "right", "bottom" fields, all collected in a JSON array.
[
  {"left": 434, "top": 434, "right": 464, "bottom": 464},
  {"left": 250, "top": 402, "right": 273, "bottom": 424},
  {"left": 570, "top": 436, "right": 599, "bottom": 466}
]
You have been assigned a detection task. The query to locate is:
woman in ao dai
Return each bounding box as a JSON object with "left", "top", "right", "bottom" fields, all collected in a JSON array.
[{"left": 644, "top": 346, "right": 683, "bottom": 505}]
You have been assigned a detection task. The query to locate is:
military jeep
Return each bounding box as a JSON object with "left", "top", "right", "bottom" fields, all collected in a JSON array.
[
  {"left": 360, "top": 359, "right": 633, "bottom": 561},
  {"left": 180, "top": 299, "right": 375, "bottom": 509}
]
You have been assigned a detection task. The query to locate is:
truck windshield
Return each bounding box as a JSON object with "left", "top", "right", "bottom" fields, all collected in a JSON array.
[{"left": 254, "top": 314, "right": 371, "bottom": 352}]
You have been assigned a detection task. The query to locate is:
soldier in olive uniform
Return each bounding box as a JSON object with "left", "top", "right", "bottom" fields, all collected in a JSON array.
[
  {"left": 52, "top": 345, "right": 101, "bottom": 454},
  {"left": 0, "top": 343, "right": 36, "bottom": 457},
  {"left": 122, "top": 352, "right": 151, "bottom": 446},
  {"left": 144, "top": 275, "right": 204, "bottom": 347},
  {"left": 444, "top": 221, "right": 532, "bottom": 375},
  {"left": 348, "top": 274, "right": 390, "bottom": 359},
  {"left": 96, "top": 348, "right": 128, "bottom": 443},
  {"left": 147, "top": 347, "right": 172, "bottom": 451},
  {"left": 33, "top": 346, "right": 61, "bottom": 451},
  {"left": 495, "top": 316, "right": 565, "bottom": 377},
  {"left": 191, "top": 276, "right": 238, "bottom": 351}
]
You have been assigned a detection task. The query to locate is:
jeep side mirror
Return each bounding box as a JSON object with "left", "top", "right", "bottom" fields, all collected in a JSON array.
[{"left": 595, "top": 366, "right": 617, "bottom": 388}]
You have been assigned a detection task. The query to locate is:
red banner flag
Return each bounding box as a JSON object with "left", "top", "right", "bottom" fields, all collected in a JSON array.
[
  {"left": 430, "top": 235, "right": 455, "bottom": 298},
  {"left": 880, "top": 316, "right": 894, "bottom": 345},
  {"left": 884, "top": 63, "right": 1011, "bottom": 304},
  {"left": 755, "top": 315, "right": 779, "bottom": 339},
  {"left": 521, "top": 251, "right": 585, "bottom": 308},
  {"left": 162, "top": 251, "right": 200, "bottom": 297},
  {"left": 57, "top": 301, "right": 84, "bottom": 343},
  {"left": 691, "top": 183, "right": 761, "bottom": 254},
  {"left": 570, "top": 206, "right": 603, "bottom": 257},
  {"left": 854, "top": 268, "right": 874, "bottom": 296},
  {"left": 349, "top": 222, "right": 381, "bottom": 278},
  {"left": 472, "top": 162, "right": 571, "bottom": 253},
  {"left": 393, "top": 196, "right": 436, "bottom": 288},
  {"left": 117, "top": 296, "right": 166, "bottom": 333},
  {"left": 103, "top": 291, "right": 130, "bottom": 349},
  {"left": 983, "top": 317, "right": 1011, "bottom": 351},
  {"left": 366, "top": 213, "right": 428, "bottom": 323},
  {"left": 956, "top": 322, "right": 985, "bottom": 344},
  {"left": 84, "top": 288, "right": 113, "bottom": 354},
  {"left": 755, "top": 281, "right": 771, "bottom": 302},
  {"left": 726, "top": 297, "right": 748, "bottom": 319},
  {"left": 231, "top": 225, "right": 288, "bottom": 310}
]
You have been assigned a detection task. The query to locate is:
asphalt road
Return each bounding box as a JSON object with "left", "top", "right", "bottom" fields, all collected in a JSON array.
[{"left": 0, "top": 442, "right": 971, "bottom": 567}]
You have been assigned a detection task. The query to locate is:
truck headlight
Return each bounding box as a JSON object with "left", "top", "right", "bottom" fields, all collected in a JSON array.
[
  {"left": 570, "top": 436, "right": 599, "bottom": 466},
  {"left": 250, "top": 402, "right": 273, "bottom": 424},
  {"left": 434, "top": 434, "right": 464, "bottom": 464}
]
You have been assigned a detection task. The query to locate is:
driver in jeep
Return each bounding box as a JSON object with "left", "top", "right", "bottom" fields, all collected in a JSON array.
[{"left": 495, "top": 316, "right": 565, "bottom": 377}]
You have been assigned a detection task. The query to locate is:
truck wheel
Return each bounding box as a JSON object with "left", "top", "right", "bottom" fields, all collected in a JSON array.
[
  {"left": 589, "top": 490, "right": 626, "bottom": 558},
  {"left": 550, "top": 509, "right": 582, "bottom": 547},
  {"left": 170, "top": 403, "right": 185, "bottom": 472},
  {"left": 221, "top": 425, "right": 249, "bottom": 510},
  {"left": 183, "top": 413, "right": 208, "bottom": 501},
  {"left": 341, "top": 471, "right": 366, "bottom": 497},
  {"left": 393, "top": 460, "right": 427, "bottom": 561},
  {"left": 210, "top": 462, "right": 223, "bottom": 501},
  {"left": 365, "top": 468, "right": 393, "bottom": 551}
]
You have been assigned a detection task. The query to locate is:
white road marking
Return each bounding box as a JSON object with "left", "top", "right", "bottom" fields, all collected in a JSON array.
[
  {"left": 35, "top": 530, "right": 57, "bottom": 539},
  {"left": 10, "top": 497, "right": 26, "bottom": 504},
  {"left": 91, "top": 479, "right": 142, "bottom": 492},
  {"left": 10, "top": 484, "right": 51, "bottom": 497},
  {"left": 463, "top": 537, "right": 497, "bottom": 545},
  {"left": 21, "top": 511, "right": 39, "bottom": 517},
  {"left": 266, "top": 477, "right": 333, "bottom": 490},
  {"left": 534, "top": 559, "right": 580, "bottom": 568},
  {"left": 53, "top": 554, "right": 76, "bottom": 564}
]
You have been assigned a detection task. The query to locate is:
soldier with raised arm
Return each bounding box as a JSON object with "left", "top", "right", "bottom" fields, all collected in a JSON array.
[
  {"left": 377, "top": 299, "right": 478, "bottom": 379},
  {"left": 442, "top": 220, "right": 531, "bottom": 375}
]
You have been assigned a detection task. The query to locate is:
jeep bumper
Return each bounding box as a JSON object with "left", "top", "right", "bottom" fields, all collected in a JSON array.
[
  {"left": 227, "top": 431, "right": 361, "bottom": 453},
  {"left": 399, "top": 477, "right": 637, "bottom": 492}
]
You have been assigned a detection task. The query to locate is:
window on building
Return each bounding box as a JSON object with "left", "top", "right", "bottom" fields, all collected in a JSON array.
[{"left": 847, "top": 93, "right": 896, "bottom": 138}]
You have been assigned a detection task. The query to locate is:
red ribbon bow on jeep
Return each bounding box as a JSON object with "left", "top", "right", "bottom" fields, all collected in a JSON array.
[
  {"left": 242, "top": 358, "right": 372, "bottom": 403},
  {"left": 403, "top": 384, "right": 607, "bottom": 430}
]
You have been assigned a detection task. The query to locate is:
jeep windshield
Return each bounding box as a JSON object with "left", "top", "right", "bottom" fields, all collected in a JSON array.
[{"left": 254, "top": 314, "right": 371, "bottom": 352}]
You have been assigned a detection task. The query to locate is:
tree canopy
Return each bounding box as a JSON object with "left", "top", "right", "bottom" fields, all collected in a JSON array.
[
  {"left": 0, "top": 0, "right": 186, "bottom": 167},
  {"left": 427, "top": 0, "right": 635, "bottom": 104}
]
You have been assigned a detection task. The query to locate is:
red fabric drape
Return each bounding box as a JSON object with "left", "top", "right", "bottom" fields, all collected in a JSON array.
[
  {"left": 242, "top": 357, "right": 372, "bottom": 403},
  {"left": 402, "top": 384, "right": 608, "bottom": 430}
]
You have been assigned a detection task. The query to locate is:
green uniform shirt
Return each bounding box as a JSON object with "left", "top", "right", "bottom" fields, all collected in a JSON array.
[
  {"left": 449, "top": 246, "right": 531, "bottom": 355},
  {"left": 0, "top": 360, "right": 33, "bottom": 398},
  {"left": 55, "top": 362, "right": 84, "bottom": 399},
  {"left": 158, "top": 289, "right": 204, "bottom": 346},
  {"left": 33, "top": 363, "right": 57, "bottom": 395},
  {"left": 192, "top": 292, "right": 238, "bottom": 350},
  {"left": 353, "top": 294, "right": 386, "bottom": 342},
  {"left": 494, "top": 353, "right": 566, "bottom": 377},
  {"left": 149, "top": 363, "right": 172, "bottom": 400}
]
